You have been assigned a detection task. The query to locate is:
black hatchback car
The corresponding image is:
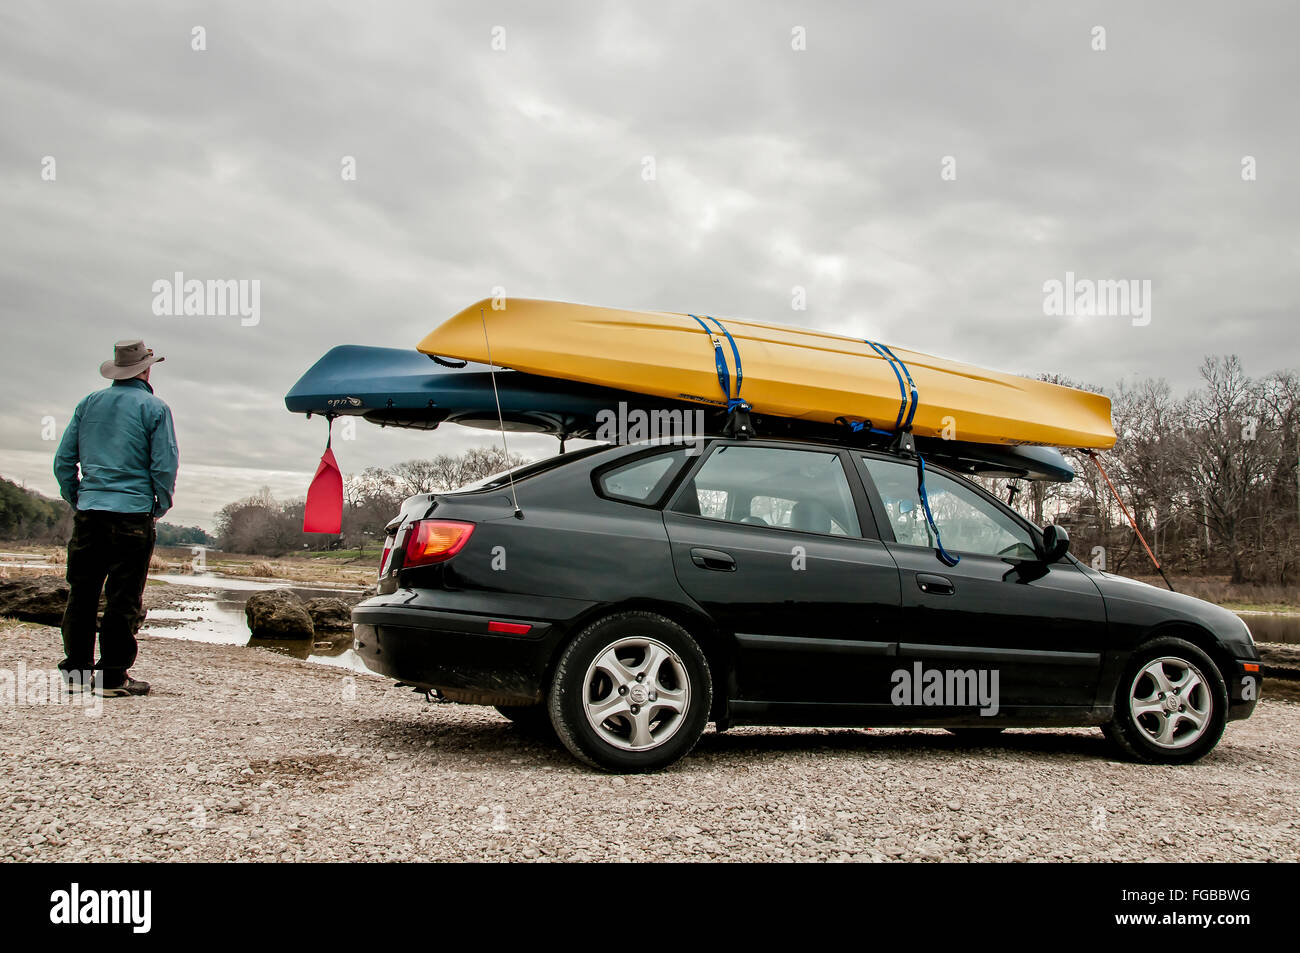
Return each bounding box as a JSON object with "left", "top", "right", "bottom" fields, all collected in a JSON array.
[{"left": 352, "top": 436, "right": 1261, "bottom": 772}]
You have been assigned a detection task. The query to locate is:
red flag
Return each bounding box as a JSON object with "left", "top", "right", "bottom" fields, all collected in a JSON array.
[{"left": 304, "top": 447, "right": 343, "bottom": 533}]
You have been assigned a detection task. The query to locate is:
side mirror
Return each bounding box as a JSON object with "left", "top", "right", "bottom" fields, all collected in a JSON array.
[{"left": 1041, "top": 523, "right": 1070, "bottom": 563}]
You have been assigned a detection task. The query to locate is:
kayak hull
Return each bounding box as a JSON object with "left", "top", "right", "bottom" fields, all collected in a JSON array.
[{"left": 417, "top": 299, "right": 1116, "bottom": 450}]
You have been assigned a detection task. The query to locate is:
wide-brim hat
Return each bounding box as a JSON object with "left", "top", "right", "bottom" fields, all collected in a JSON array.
[{"left": 100, "top": 339, "right": 164, "bottom": 380}]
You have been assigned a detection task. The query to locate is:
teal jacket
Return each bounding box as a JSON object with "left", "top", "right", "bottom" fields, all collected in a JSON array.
[{"left": 54, "top": 379, "right": 179, "bottom": 517}]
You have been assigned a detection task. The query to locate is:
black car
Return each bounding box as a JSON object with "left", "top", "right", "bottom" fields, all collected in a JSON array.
[{"left": 352, "top": 436, "right": 1261, "bottom": 772}]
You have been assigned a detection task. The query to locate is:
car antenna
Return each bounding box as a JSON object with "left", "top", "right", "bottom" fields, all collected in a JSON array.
[{"left": 479, "top": 306, "right": 523, "bottom": 519}]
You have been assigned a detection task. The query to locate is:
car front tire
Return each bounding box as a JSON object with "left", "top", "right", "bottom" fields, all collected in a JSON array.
[
  {"left": 548, "top": 612, "right": 712, "bottom": 773},
  {"left": 1102, "top": 636, "right": 1228, "bottom": 765}
]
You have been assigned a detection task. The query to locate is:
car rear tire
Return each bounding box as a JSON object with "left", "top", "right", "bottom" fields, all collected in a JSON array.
[
  {"left": 1102, "top": 636, "right": 1228, "bottom": 765},
  {"left": 547, "top": 612, "right": 711, "bottom": 773}
]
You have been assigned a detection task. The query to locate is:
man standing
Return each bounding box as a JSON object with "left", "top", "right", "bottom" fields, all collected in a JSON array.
[{"left": 54, "top": 340, "right": 179, "bottom": 697}]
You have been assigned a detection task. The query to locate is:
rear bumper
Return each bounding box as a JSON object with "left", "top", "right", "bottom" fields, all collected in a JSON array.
[{"left": 351, "top": 599, "right": 559, "bottom": 705}]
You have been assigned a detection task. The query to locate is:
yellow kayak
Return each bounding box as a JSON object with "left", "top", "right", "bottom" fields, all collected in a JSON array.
[{"left": 416, "top": 298, "right": 1116, "bottom": 449}]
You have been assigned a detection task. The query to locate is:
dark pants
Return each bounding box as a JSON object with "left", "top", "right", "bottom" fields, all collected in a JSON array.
[{"left": 60, "top": 510, "right": 155, "bottom": 687}]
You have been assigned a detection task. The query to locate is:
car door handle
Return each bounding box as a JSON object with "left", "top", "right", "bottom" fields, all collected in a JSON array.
[
  {"left": 690, "top": 548, "right": 736, "bottom": 571},
  {"left": 917, "top": 573, "right": 954, "bottom": 595}
]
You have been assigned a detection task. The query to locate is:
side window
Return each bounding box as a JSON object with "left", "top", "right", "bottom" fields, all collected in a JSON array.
[
  {"left": 674, "top": 445, "right": 861, "bottom": 537},
  {"left": 597, "top": 450, "right": 687, "bottom": 504},
  {"left": 862, "top": 456, "right": 1037, "bottom": 559}
]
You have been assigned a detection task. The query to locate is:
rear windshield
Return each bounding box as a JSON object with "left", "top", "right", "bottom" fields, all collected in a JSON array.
[{"left": 455, "top": 444, "right": 609, "bottom": 492}]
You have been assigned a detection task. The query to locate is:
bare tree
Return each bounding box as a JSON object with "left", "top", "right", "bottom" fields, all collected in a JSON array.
[{"left": 1181, "top": 356, "right": 1276, "bottom": 583}]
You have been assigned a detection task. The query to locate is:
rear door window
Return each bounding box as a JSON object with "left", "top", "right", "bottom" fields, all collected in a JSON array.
[{"left": 672, "top": 445, "right": 861, "bottom": 537}]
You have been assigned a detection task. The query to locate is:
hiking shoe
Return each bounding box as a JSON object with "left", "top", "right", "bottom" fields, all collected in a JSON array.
[{"left": 96, "top": 676, "right": 151, "bottom": 698}]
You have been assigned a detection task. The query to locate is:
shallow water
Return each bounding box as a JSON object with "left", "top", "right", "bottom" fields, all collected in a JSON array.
[
  {"left": 1238, "top": 612, "right": 1300, "bottom": 645},
  {"left": 142, "top": 574, "right": 372, "bottom": 674},
  {"left": 148, "top": 572, "right": 357, "bottom": 594}
]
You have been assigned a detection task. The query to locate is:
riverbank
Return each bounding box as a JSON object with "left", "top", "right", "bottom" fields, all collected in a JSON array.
[{"left": 0, "top": 543, "right": 380, "bottom": 589}]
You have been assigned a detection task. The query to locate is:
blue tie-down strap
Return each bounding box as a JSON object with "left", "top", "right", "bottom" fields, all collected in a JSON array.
[
  {"left": 866, "top": 340, "right": 918, "bottom": 431},
  {"left": 689, "top": 314, "right": 732, "bottom": 402},
  {"left": 703, "top": 315, "right": 744, "bottom": 397},
  {"left": 690, "top": 314, "right": 751, "bottom": 415},
  {"left": 916, "top": 454, "right": 960, "bottom": 566},
  {"left": 846, "top": 419, "right": 896, "bottom": 438},
  {"left": 876, "top": 342, "right": 918, "bottom": 430}
]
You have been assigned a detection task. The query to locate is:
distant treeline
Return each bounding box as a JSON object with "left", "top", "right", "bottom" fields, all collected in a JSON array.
[
  {"left": 156, "top": 523, "right": 213, "bottom": 546},
  {"left": 0, "top": 476, "right": 211, "bottom": 546},
  {"left": 0, "top": 476, "right": 69, "bottom": 540}
]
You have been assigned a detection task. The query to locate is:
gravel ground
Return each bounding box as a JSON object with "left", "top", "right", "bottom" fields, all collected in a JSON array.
[{"left": 2, "top": 620, "right": 1298, "bottom": 862}]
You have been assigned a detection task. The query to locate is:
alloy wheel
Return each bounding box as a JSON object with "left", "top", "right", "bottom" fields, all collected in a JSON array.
[
  {"left": 581, "top": 637, "right": 691, "bottom": 751},
  {"left": 1127, "top": 656, "right": 1213, "bottom": 750}
]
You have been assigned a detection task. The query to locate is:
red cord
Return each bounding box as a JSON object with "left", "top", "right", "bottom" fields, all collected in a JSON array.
[{"left": 1087, "top": 451, "right": 1173, "bottom": 589}]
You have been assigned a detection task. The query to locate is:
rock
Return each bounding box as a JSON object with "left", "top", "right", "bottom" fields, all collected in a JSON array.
[
  {"left": 1257, "top": 642, "right": 1300, "bottom": 680},
  {"left": 305, "top": 598, "right": 353, "bottom": 631},
  {"left": 0, "top": 575, "right": 104, "bottom": 625},
  {"left": 0, "top": 576, "right": 68, "bottom": 624},
  {"left": 244, "top": 589, "right": 314, "bottom": 639}
]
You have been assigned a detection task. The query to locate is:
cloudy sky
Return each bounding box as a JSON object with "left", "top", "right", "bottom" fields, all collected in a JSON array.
[{"left": 1, "top": 1, "right": 1296, "bottom": 529}]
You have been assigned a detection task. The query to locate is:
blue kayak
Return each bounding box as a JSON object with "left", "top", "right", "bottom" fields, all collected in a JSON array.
[
  {"left": 284, "top": 345, "right": 704, "bottom": 436},
  {"left": 285, "top": 345, "right": 1074, "bottom": 482}
]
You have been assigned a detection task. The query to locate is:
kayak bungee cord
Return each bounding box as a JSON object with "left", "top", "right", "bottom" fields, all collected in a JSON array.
[{"left": 479, "top": 307, "right": 523, "bottom": 519}]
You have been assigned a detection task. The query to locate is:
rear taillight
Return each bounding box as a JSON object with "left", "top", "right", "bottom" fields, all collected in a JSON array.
[
  {"left": 403, "top": 520, "right": 475, "bottom": 567},
  {"left": 378, "top": 538, "right": 395, "bottom": 578}
]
